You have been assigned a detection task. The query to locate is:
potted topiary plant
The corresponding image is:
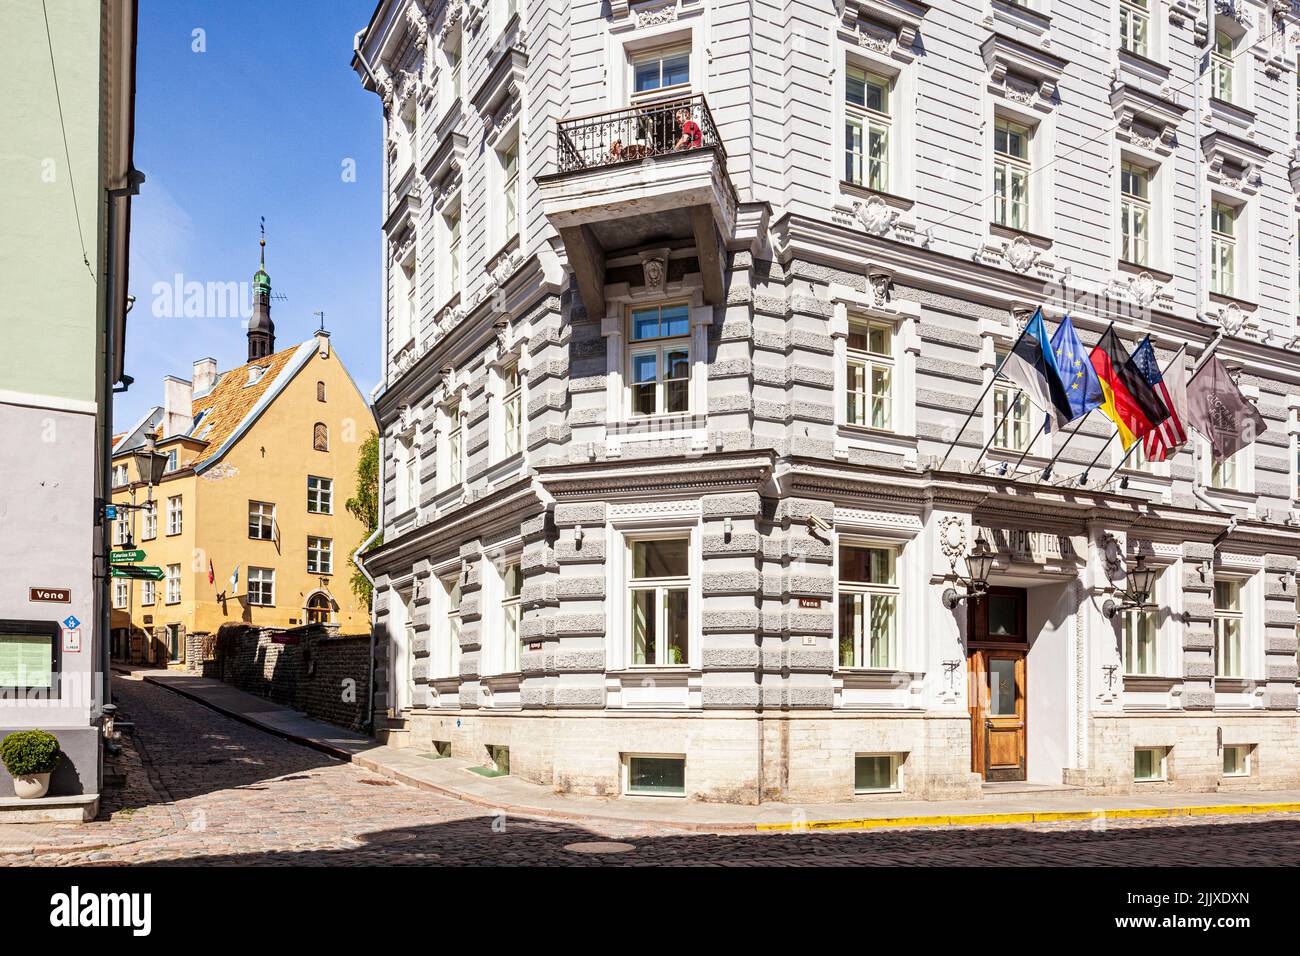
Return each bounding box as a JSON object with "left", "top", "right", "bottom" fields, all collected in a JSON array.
[{"left": 1, "top": 730, "right": 62, "bottom": 799}]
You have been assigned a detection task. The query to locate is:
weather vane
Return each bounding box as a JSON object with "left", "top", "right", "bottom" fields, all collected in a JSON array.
[{"left": 314, "top": 310, "right": 325, "bottom": 332}]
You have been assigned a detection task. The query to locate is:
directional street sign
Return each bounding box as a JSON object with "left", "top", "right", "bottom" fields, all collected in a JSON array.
[
  {"left": 109, "top": 565, "right": 165, "bottom": 581},
  {"left": 109, "top": 549, "right": 147, "bottom": 564}
]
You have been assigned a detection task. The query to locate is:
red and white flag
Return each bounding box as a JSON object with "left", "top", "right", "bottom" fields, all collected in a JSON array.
[
  {"left": 1142, "top": 345, "right": 1189, "bottom": 463},
  {"left": 208, "top": 559, "right": 215, "bottom": 586}
]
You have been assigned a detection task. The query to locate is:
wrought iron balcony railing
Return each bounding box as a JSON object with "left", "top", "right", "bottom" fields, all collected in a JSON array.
[{"left": 554, "top": 94, "right": 727, "bottom": 175}]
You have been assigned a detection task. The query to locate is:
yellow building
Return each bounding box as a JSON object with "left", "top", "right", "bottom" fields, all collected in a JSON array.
[{"left": 109, "top": 246, "right": 375, "bottom": 665}]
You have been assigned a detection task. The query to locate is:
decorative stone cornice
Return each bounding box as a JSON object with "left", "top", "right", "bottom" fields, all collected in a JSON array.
[
  {"left": 1202, "top": 130, "right": 1268, "bottom": 197},
  {"left": 980, "top": 32, "right": 1067, "bottom": 111},
  {"left": 538, "top": 452, "right": 775, "bottom": 501},
  {"left": 838, "top": 0, "right": 930, "bottom": 64}
]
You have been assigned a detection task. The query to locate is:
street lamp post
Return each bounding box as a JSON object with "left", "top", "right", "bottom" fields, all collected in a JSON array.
[
  {"left": 1102, "top": 553, "right": 1157, "bottom": 620},
  {"left": 942, "top": 538, "right": 996, "bottom": 610}
]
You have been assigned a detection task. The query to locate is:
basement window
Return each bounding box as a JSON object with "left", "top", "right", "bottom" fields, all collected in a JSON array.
[
  {"left": 468, "top": 744, "right": 510, "bottom": 778},
  {"left": 433, "top": 740, "right": 451, "bottom": 758},
  {"left": 854, "top": 753, "right": 901, "bottom": 794},
  {"left": 1222, "top": 745, "right": 1251, "bottom": 777},
  {"left": 623, "top": 754, "right": 686, "bottom": 797},
  {"left": 1134, "top": 747, "right": 1168, "bottom": 782}
]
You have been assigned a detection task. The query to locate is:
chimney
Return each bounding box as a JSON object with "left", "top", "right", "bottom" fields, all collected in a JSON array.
[
  {"left": 192, "top": 357, "right": 218, "bottom": 393},
  {"left": 315, "top": 329, "right": 331, "bottom": 359},
  {"left": 162, "top": 375, "right": 193, "bottom": 439}
]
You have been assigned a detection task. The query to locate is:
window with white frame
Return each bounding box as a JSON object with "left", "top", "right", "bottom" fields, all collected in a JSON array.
[
  {"left": 393, "top": 98, "right": 415, "bottom": 175},
  {"left": 844, "top": 64, "right": 890, "bottom": 192},
  {"left": 837, "top": 544, "right": 898, "bottom": 669},
  {"left": 393, "top": 255, "right": 416, "bottom": 352},
  {"left": 397, "top": 437, "right": 418, "bottom": 513},
  {"left": 498, "top": 560, "right": 522, "bottom": 674},
  {"left": 113, "top": 579, "right": 129, "bottom": 610},
  {"left": 166, "top": 563, "right": 182, "bottom": 605},
  {"left": 248, "top": 567, "right": 275, "bottom": 607},
  {"left": 446, "top": 400, "right": 463, "bottom": 487},
  {"left": 628, "top": 537, "right": 690, "bottom": 667},
  {"left": 307, "top": 536, "right": 333, "bottom": 575},
  {"left": 1210, "top": 200, "right": 1236, "bottom": 297},
  {"left": 624, "top": 754, "right": 686, "bottom": 796},
  {"left": 112, "top": 462, "right": 128, "bottom": 487},
  {"left": 1210, "top": 446, "right": 1242, "bottom": 491},
  {"left": 142, "top": 501, "right": 156, "bottom": 540},
  {"left": 993, "top": 115, "right": 1031, "bottom": 231},
  {"left": 845, "top": 318, "right": 893, "bottom": 431},
  {"left": 1134, "top": 746, "right": 1167, "bottom": 782},
  {"left": 1213, "top": 579, "right": 1243, "bottom": 678},
  {"left": 307, "top": 476, "right": 333, "bottom": 514},
  {"left": 992, "top": 349, "right": 1033, "bottom": 452},
  {"left": 141, "top": 580, "right": 156, "bottom": 606},
  {"left": 1120, "top": 160, "right": 1151, "bottom": 266},
  {"left": 1122, "top": 568, "right": 1160, "bottom": 675},
  {"left": 113, "top": 513, "right": 132, "bottom": 546},
  {"left": 449, "top": 43, "right": 462, "bottom": 107},
  {"left": 436, "top": 573, "right": 462, "bottom": 680},
  {"left": 164, "top": 449, "right": 178, "bottom": 472},
  {"left": 1211, "top": 29, "right": 1235, "bottom": 103},
  {"left": 500, "top": 138, "right": 520, "bottom": 243},
  {"left": 855, "top": 754, "right": 901, "bottom": 793},
  {"left": 1222, "top": 744, "right": 1250, "bottom": 777},
  {"left": 442, "top": 204, "right": 462, "bottom": 303},
  {"left": 248, "top": 501, "right": 274, "bottom": 541},
  {"left": 627, "top": 303, "right": 690, "bottom": 417},
  {"left": 502, "top": 362, "right": 523, "bottom": 458},
  {"left": 1120, "top": 0, "right": 1149, "bottom": 57},
  {"left": 631, "top": 46, "right": 690, "bottom": 103},
  {"left": 166, "top": 495, "right": 182, "bottom": 535}
]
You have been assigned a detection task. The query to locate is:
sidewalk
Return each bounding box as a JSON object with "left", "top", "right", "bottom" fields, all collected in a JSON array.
[{"left": 139, "top": 669, "right": 1300, "bottom": 833}]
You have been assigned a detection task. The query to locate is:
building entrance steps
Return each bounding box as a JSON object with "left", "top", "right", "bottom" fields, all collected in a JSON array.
[{"left": 131, "top": 668, "right": 1300, "bottom": 834}]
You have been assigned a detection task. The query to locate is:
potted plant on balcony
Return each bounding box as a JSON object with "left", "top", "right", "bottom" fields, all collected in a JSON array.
[{"left": 1, "top": 730, "right": 62, "bottom": 799}]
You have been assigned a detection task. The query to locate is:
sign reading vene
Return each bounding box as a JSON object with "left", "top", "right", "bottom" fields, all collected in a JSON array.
[{"left": 29, "top": 587, "right": 71, "bottom": 603}]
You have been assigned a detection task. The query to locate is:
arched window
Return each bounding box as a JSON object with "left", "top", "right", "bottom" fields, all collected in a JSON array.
[
  {"left": 313, "top": 422, "right": 329, "bottom": 451},
  {"left": 306, "top": 592, "right": 331, "bottom": 625},
  {"left": 317, "top": 381, "right": 327, "bottom": 402}
]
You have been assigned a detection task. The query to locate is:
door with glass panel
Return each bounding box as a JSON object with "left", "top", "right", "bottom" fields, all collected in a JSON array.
[{"left": 967, "top": 587, "right": 1028, "bottom": 782}]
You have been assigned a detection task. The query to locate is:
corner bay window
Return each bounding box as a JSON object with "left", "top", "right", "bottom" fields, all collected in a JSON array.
[
  {"left": 628, "top": 303, "right": 690, "bottom": 417},
  {"left": 837, "top": 544, "right": 897, "bottom": 669},
  {"left": 629, "top": 538, "right": 690, "bottom": 666},
  {"left": 844, "top": 65, "right": 889, "bottom": 192},
  {"left": 1213, "top": 580, "right": 1242, "bottom": 678},
  {"left": 846, "top": 319, "right": 893, "bottom": 430},
  {"left": 993, "top": 116, "right": 1030, "bottom": 231}
]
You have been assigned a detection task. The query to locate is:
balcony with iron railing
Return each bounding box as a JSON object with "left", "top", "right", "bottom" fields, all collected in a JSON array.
[{"left": 538, "top": 94, "right": 737, "bottom": 316}]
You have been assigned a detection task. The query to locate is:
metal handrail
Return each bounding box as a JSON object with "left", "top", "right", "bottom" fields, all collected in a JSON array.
[{"left": 553, "top": 94, "right": 727, "bottom": 174}]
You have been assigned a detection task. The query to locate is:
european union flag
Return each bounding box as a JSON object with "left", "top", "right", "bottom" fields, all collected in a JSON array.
[{"left": 1049, "top": 314, "right": 1103, "bottom": 422}]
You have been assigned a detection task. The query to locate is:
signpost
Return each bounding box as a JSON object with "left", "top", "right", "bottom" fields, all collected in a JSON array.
[
  {"left": 109, "top": 549, "right": 146, "bottom": 564},
  {"left": 109, "top": 566, "right": 165, "bottom": 581}
]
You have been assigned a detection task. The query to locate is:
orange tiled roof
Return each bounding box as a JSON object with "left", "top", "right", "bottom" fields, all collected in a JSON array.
[{"left": 188, "top": 344, "right": 302, "bottom": 468}]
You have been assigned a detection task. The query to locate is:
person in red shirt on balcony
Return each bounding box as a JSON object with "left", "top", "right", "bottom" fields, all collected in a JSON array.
[{"left": 673, "top": 107, "right": 702, "bottom": 150}]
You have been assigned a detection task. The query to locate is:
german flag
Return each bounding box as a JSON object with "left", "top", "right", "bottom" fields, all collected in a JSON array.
[{"left": 1088, "top": 325, "right": 1169, "bottom": 449}]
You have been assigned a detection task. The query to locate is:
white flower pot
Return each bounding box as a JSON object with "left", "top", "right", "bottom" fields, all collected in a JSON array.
[{"left": 12, "top": 772, "right": 51, "bottom": 799}]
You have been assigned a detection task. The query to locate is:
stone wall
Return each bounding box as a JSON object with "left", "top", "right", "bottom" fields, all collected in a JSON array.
[{"left": 201, "top": 624, "right": 372, "bottom": 732}]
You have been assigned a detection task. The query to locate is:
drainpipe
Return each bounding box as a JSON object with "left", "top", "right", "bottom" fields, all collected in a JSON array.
[{"left": 354, "top": 423, "right": 385, "bottom": 733}]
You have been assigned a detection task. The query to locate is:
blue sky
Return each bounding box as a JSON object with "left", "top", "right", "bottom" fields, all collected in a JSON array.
[{"left": 117, "top": 0, "right": 382, "bottom": 428}]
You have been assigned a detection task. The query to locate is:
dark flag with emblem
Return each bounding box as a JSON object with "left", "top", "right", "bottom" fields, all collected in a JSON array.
[
  {"left": 1000, "top": 308, "right": 1073, "bottom": 430},
  {"left": 1049, "top": 315, "right": 1103, "bottom": 422},
  {"left": 1186, "top": 355, "right": 1266, "bottom": 462}
]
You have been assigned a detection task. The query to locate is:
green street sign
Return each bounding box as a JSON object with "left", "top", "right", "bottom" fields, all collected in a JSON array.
[
  {"left": 110, "top": 549, "right": 146, "bottom": 564},
  {"left": 110, "top": 565, "right": 165, "bottom": 581}
]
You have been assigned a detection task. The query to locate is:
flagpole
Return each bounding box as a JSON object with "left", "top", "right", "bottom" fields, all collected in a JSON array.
[
  {"left": 937, "top": 316, "right": 1034, "bottom": 471},
  {"left": 1039, "top": 408, "right": 1094, "bottom": 481},
  {"left": 973, "top": 397, "right": 1020, "bottom": 473},
  {"left": 1006, "top": 416, "right": 1050, "bottom": 478}
]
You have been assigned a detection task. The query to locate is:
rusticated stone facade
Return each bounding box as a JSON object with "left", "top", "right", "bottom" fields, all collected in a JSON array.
[{"left": 354, "top": 0, "right": 1300, "bottom": 804}]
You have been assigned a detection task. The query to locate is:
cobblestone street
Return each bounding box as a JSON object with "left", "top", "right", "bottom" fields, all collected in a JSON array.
[{"left": 1, "top": 673, "right": 1297, "bottom": 867}]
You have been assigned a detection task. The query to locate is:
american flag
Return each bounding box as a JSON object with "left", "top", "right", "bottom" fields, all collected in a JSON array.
[{"left": 1135, "top": 343, "right": 1189, "bottom": 463}]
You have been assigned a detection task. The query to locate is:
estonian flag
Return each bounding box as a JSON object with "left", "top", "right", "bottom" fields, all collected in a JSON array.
[
  {"left": 1000, "top": 308, "right": 1073, "bottom": 431},
  {"left": 1049, "top": 314, "right": 1104, "bottom": 422}
]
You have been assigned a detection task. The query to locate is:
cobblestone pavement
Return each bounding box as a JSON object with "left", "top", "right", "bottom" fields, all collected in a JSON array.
[{"left": 3, "top": 673, "right": 1299, "bottom": 866}]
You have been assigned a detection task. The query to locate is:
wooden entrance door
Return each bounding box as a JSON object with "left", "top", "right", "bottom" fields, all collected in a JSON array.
[{"left": 968, "top": 587, "right": 1028, "bottom": 782}]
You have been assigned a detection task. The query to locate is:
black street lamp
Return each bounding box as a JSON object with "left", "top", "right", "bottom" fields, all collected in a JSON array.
[
  {"left": 942, "top": 538, "right": 996, "bottom": 610},
  {"left": 1103, "top": 554, "right": 1157, "bottom": 619},
  {"left": 132, "top": 433, "right": 169, "bottom": 498}
]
